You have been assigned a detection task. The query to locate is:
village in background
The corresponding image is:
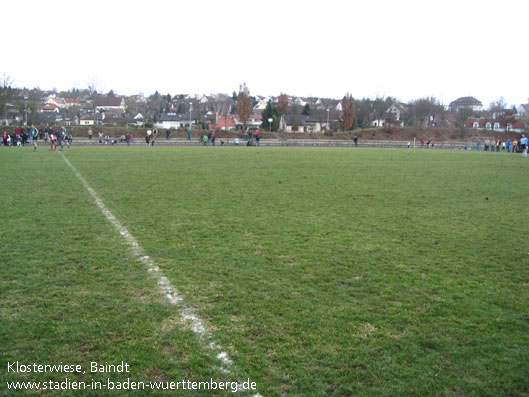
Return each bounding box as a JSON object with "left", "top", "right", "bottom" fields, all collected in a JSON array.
[{"left": 1, "top": 78, "right": 528, "bottom": 138}]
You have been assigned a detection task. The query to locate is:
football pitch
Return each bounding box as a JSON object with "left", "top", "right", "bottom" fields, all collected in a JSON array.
[{"left": 1, "top": 146, "right": 528, "bottom": 396}]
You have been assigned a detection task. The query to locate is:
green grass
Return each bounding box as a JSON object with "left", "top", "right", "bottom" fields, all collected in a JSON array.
[{"left": 1, "top": 146, "right": 529, "bottom": 396}]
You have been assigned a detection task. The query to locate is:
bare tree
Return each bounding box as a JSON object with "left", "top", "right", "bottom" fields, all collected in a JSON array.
[
  {"left": 341, "top": 93, "right": 355, "bottom": 131},
  {"left": 237, "top": 83, "right": 252, "bottom": 128},
  {"left": 1, "top": 73, "right": 14, "bottom": 124},
  {"left": 277, "top": 93, "right": 289, "bottom": 115},
  {"left": 87, "top": 75, "right": 100, "bottom": 100},
  {"left": 408, "top": 97, "right": 443, "bottom": 128},
  {"left": 487, "top": 97, "right": 507, "bottom": 118}
]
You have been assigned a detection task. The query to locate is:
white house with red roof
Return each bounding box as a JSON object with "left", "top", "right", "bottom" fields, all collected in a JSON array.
[
  {"left": 39, "top": 104, "right": 60, "bottom": 113},
  {"left": 210, "top": 115, "right": 237, "bottom": 131},
  {"left": 95, "top": 97, "right": 126, "bottom": 111},
  {"left": 464, "top": 117, "right": 526, "bottom": 133},
  {"left": 45, "top": 96, "right": 80, "bottom": 109}
]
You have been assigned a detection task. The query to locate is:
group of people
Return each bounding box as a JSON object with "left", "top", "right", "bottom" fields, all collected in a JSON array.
[
  {"left": 2, "top": 125, "right": 71, "bottom": 151},
  {"left": 145, "top": 128, "right": 158, "bottom": 146},
  {"left": 243, "top": 129, "right": 260, "bottom": 146},
  {"left": 418, "top": 139, "right": 435, "bottom": 148},
  {"left": 202, "top": 131, "right": 218, "bottom": 146},
  {"left": 477, "top": 134, "right": 528, "bottom": 155}
]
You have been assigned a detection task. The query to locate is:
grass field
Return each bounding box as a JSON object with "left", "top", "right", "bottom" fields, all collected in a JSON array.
[{"left": 1, "top": 146, "right": 529, "bottom": 396}]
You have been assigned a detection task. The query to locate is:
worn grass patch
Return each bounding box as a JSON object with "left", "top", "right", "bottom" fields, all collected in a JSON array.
[{"left": 1, "top": 146, "right": 529, "bottom": 396}]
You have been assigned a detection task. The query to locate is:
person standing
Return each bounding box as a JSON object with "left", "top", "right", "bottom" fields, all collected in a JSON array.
[
  {"left": 187, "top": 128, "right": 192, "bottom": 140},
  {"left": 146, "top": 129, "right": 152, "bottom": 146},
  {"left": 520, "top": 134, "right": 528, "bottom": 158},
  {"left": 88, "top": 127, "right": 93, "bottom": 140},
  {"left": 31, "top": 125, "right": 38, "bottom": 151},
  {"left": 166, "top": 129, "right": 171, "bottom": 139},
  {"left": 421, "top": 139, "right": 425, "bottom": 148},
  {"left": 477, "top": 138, "right": 481, "bottom": 151},
  {"left": 255, "top": 129, "right": 260, "bottom": 146},
  {"left": 152, "top": 128, "right": 158, "bottom": 146},
  {"left": 202, "top": 134, "right": 208, "bottom": 146},
  {"left": 50, "top": 132, "right": 57, "bottom": 150},
  {"left": 66, "top": 130, "right": 72, "bottom": 150},
  {"left": 211, "top": 131, "right": 216, "bottom": 146},
  {"left": 353, "top": 136, "right": 358, "bottom": 147},
  {"left": 507, "top": 139, "right": 512, "bottom": 152},
  {"left": 56, "top": 126, "right": 64, "bottom": 150}
]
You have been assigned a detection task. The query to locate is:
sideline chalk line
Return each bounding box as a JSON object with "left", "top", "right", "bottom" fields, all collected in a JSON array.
[{"left": 60, "top": 152, "right": 262, "bottom": 396}]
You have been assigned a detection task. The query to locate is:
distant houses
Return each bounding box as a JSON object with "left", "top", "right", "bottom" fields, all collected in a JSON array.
[
  {"left": 278, "top": 115, "right": 330, "bottom": 133},
  {"left": 464, "top": 117, "right": 526, "bottom": 133},
  {"left": 449, "top": 96, "right": 483, "bottom": 112},
  {"left": 1, "top": 88, "right": 527, "bottom": 136}
]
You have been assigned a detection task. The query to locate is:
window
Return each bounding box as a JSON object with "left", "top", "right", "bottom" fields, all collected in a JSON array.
[
  {"left": 485, "top": 122, "right": 491, "bottom": 130},
  {"left": 507, "top": 123, "right": 512, "bottom": 131},
  {"left": 473, "top": 122, "right": 479, "bottom": 128},
  {"left": 494, "top": 122, "right": 500, "bottom": 130}
]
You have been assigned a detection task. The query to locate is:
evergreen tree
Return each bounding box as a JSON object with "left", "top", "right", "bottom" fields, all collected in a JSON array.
[
  {"left": 177, "top": 103, "right": 186, "bottom": 113},
  {"left": 302, "top": 103, "right": 311, "bottom": 115},
  {"left": 262, "top": 100, "right": 280, "bottom": 131}
]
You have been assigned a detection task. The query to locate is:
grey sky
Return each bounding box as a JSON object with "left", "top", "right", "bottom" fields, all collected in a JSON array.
[{"left": 2, "top": 0, "right": 527, "bottom": 107}]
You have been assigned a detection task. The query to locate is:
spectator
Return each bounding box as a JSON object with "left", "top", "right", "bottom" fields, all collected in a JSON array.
[
  {"left": 353, "top": 136, "right": 358, "bottom": 147},
  {"left": 520, "top": 134, "right": 528, "bottom": 157}
]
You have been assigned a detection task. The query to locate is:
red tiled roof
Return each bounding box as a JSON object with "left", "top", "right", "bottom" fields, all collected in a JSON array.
[
  {"left": 40, "top": 104, "right": 58, "bottom": 110},
  {"left": 211, "top": 116, "right": 236, "bottom": 129}
]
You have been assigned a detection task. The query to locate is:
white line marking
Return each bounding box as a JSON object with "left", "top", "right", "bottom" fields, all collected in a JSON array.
[{"left": 60, "top": 153, "right": 261, "bottom": 395}]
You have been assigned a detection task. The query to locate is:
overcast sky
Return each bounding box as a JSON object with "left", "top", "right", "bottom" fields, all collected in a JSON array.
[{"left": 2, "top": 0, "right": 528, "bottom": 107}]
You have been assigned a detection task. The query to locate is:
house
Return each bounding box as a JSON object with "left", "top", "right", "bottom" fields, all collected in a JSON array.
[
  {"left": 39, "top": 104, "right": 60, "bottom": 113},
  {"left": 45, "top": 96, "right": 80, "bottom": 109},
  {"left": 449, "top": 96, "right": 483, "bottom": 112},
  {"left": 517, "top": 102, "right": 529, "bottom": 116},
  {"left": 253, "top": 98, "right": 269, "bottom": 114},
  {"left": 80, "top": 114, "right": 102, "bottom": 126},
  {"left": 95, "top": 97, "right": 126, "bottom": 112},
  {"left": 279, "top": 115, "right": 308, "bottom": 133},
  {"left": 155, "top": 113, "right": 195, "bottom": 129},
  {"left": 464, "top": 117, "right": 526, "bottom": 133},
  {"left": 371, "top": 103, "right": 406, "bottom": 127},
  {"left": 133, "top": 113, "right": 144, "bottom": 126},
  {"left": 235, "top": 114, "right": 262, "bottom": 129},
  {"left": 387, "top": 103, "right": 406, "bottom": 121},
  {"left": 278, "top": 115, "right": 330, "bottom": 133},
  {"left": 209, "top": 115, "right": 236, "bottom": 131}
]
